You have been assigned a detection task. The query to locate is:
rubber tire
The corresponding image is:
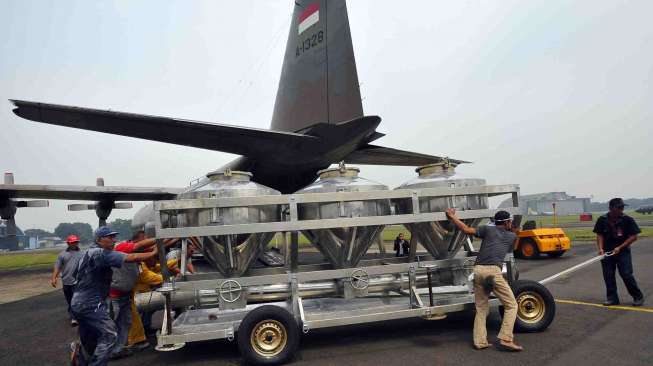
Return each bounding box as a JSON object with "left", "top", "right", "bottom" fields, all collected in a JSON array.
[
  {"left": 237, "top": 305, "right": 300, "bottom": 365},
  {"left": 511, "top": 280, "right": 556, "bottom": 333},
  {"left": 546, "top": 250, "right": 565, "bottom": 258},
  {"left": 519, "top": 238, "right": 540, "bottom": 259}
]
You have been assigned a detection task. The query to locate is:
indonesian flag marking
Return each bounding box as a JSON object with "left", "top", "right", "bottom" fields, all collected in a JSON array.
[{"left": 298, "top": 2, "right": 319, "bottom": 35}]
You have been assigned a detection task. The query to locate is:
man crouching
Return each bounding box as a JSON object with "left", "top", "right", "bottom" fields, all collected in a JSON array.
[{"left": 446, "top": 209, "right": 523, "bottom": 352}]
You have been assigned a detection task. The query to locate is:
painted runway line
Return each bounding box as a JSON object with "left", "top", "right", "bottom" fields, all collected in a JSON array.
[{"left": 555, "top": 299, "right": 653, "bottom": 313}]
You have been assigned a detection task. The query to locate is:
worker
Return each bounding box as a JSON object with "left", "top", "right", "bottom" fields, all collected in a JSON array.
[
  {"left": 128, "top": 253, "right": 180, "bottom": 346},
  {"left": 108, "top": 230, "right": 161, "bottom": 359},
  {"left": 593, "top": 198, "right": 644, "bottom": 306},
  {"left": 445, "top": 209, "right": 523, "bottom": 352},
  {"left": 70, "top": 226, "right": 159, "bottom": 366},
  {"left": 393, "top": 233, "right": 410, "bottom": 257},
  {"left": 51, "top": 234, "right": 83, "bottom": 327},
  {"left": 166, "top": 238, "right": 199, "bottom": 273}
]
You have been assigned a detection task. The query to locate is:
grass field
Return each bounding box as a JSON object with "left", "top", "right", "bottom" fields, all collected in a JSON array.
[
  {"left": 529, "top": 210, "right": 652, "bottom": 227},
  {"left": 0, "top": 250, "right": 59, "bottom": 271},
  {"left": 563, "top": 226, "right": 653, "bottom": 242},
  {"left": 267, "top": 225, "right": 412, "bottom": 248}
]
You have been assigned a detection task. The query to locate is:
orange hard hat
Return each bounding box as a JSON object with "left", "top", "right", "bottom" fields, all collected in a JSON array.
[{"left": 66, "top": 235, "right": 80, "bottom": 244}]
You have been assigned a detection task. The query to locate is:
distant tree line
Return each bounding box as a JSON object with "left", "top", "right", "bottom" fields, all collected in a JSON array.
[
  {"left": 588, "top": 198, "right": 653, "bottom": 212},
  {"left": 24, "top": 218, "right": 133, "bottom": 243}
]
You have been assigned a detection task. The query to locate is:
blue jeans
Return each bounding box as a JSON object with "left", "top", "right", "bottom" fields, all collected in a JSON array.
[
  {"left": 601, "top": 249, "right": 643, "bottom": 303},
  {"left": 62, "top": 285, "right": 75, "bottom": 320},
  {"left": 109, "top": 295, "right": 132, "bottom": 355},
  {"left": 71, "top": 299, "right": 116, "bottom": 366}
]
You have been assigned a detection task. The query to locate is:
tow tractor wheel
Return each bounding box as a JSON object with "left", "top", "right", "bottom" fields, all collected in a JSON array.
[
  {"left": 511, "top": 280, "right": 556, "bottom": 332},
  {"left": 519, "top": 238, "right": 539, "bottom": 259},
  {"left": 237, "top": 305, "right": 300, "bottom": 365}
]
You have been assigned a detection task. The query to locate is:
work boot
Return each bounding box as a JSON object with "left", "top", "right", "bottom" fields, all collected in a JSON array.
[
  {"left": 633, "top": 296, "right": 645, "bottom": 307},
  {"left": 497, "top": 340, "right": 523, "bottom": 352}
]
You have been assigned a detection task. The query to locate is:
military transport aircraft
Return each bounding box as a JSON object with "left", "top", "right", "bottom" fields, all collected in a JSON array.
[{"left": 1, "top": 0, "right": 465, "bottom": 236}]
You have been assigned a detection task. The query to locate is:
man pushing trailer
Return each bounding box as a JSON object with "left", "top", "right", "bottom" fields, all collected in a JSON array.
[
  {"left": 70, "top": 227, "right": 159, "bottom": 366},
  {"left": 446, "top": 208, "right": 523, "bottom": 351}
]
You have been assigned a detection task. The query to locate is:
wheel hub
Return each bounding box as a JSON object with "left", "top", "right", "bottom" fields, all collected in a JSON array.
[
  {"left": 517, "top": 291, "right": 545, "bottom": 324},
  {"left": 251, "top": 320, "right": 287, "bottom": 357}
]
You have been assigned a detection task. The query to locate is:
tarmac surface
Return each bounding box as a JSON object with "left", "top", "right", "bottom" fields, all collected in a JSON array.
[{"left": 1, "top": 239, "right": 652, "bottom": 366}]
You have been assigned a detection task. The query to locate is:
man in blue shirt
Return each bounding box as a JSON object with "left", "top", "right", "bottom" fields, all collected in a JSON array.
[{"left": 71, "top": 226, "right": 159, "bottom": 366}]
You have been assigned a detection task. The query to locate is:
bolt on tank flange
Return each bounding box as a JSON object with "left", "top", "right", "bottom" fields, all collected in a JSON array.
[{"left": 205, "top": 169, "right": 253, "bottom": 181}]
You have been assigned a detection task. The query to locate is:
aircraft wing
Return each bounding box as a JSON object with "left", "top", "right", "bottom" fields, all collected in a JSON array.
[
  {"left": 0, "top": 184, "right": 181, "bottom": 201},
  {"left": 344, "top": 144, "right": 470, "bottom": 166},
  {"left": 10, "top": 100, "right": 319, "bottom": 159}
]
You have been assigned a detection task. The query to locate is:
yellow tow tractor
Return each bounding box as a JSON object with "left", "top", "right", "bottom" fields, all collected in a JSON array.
[{"left": 515, "top": 226, "right": 571, "bottom": 259}]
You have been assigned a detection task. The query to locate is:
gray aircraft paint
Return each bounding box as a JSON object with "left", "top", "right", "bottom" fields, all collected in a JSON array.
[{"left": 271, "top": 0, "right": 363, "bottom": 131}]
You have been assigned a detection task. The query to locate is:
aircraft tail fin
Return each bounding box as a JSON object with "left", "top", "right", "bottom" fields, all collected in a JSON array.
[{"left": 271, "top": 0, "right": 363, "bottom": 132}]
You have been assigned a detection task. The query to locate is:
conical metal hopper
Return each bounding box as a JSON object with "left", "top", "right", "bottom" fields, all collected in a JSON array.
[
  {"left": 394, "top": 162, "right": 488, "bottom": 259},
  {"left": 177, "top": 170, "right": 281, "bottom": 277},
  {"left": 297, "top": 166, "right": 390, "bottom": 268}
]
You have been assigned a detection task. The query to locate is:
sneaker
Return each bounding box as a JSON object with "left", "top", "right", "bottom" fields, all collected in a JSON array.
[
  {"left": 70, "top": 341, "right": 80, "bottom": 366},
  {"left": 602, "top": 300, "right": 620, "bottom": 306},
  {"left": 127, "top": 341, "right": 150, "bottom": 352},
  {"left": 109, "top": 348, "right": 133, "bottom": 360},
  {"left": 70, "top": 319, "right": 78, "bottom": 327},
  {"left": 633, "top": 297, "right": 645, "bottom": 307}
]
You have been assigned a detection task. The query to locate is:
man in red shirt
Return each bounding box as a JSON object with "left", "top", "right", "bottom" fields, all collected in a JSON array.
[{"left": 108, "top": 230, "right": 157, "bottom": 359}]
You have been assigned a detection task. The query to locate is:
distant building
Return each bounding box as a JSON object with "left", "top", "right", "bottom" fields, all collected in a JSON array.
[
  {"left": 0, "top": 220, "right": 38, "bottom": 251},
  {"left": 500, "top": 192, "right": 591, "bottom": 216},
  {"left": 38, "top": 236, "right": 64, "bottom": 248}
]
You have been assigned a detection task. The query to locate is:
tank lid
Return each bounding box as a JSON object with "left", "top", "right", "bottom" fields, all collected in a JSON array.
[
  {"left": 206, "top": 168, "right": 253, "bottom": 181},
  {"left": 317, "top": 165, "right": 360, "bottom": 179},
  {"left": 416, "top": 160, "right": 458, "bottom": 177}
]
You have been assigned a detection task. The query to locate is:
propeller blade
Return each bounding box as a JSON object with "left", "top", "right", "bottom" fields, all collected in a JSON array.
[
  {"left": 23, "top": 200, "right": 49, "bottom": 208},
  {"left": 68, "top": 203, "right": 96, "bottom": 211},
  {"left": 113, "top": 202, "right": 133, "bottom": 209}
]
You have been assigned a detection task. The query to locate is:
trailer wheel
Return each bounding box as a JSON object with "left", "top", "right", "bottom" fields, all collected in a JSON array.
[
  {"left": 546, "top": 250, "right": 565, "bottom": 258},
  {"left": 511, "top": 280, "right": 555, "bottom": 332},
  {"left": 519, "top": 239, "right": 539, "bottom": 259},
  {"left": 237, "top": 305, "right": 300, "bottom": 365}
]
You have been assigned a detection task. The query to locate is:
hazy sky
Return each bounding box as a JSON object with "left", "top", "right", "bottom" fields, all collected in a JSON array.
[{"left": 1, "top": 0, "right": 652, "bottom": 231}]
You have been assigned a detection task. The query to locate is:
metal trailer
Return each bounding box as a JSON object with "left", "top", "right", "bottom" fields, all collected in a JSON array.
[{"left": 147, "top": 184, "right": 555, "bottom": 365}]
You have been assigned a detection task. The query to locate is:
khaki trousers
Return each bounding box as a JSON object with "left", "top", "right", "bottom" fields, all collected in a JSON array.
[{"left": 473, "top": 265, "right": 518, "bottom": 347}]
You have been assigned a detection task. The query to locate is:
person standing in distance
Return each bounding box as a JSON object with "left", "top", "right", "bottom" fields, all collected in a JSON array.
[
  {"left": 445, "top": 208, "right": 523, "bottom": 351},
  {"left": 51, "top": 234, "right": 83, "bottom": 327},
  {"left": 593, "top": 198, "right": 644, "bottom": 306},
  {"left": 393, "top": 233, "right": 410, "bottom": 257}
]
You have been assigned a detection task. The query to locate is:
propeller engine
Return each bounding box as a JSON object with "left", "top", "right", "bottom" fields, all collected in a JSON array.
[
  {"left": 66, "top": 177, "right": 132, "bottom": 226},
  {"left": 0, "top": 172, "right": 49, "bottom": 239}
]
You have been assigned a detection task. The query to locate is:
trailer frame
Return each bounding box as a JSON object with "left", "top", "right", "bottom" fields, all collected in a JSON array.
[{"left": 149, "top": 184, "right": 526, "bottom": 360}]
